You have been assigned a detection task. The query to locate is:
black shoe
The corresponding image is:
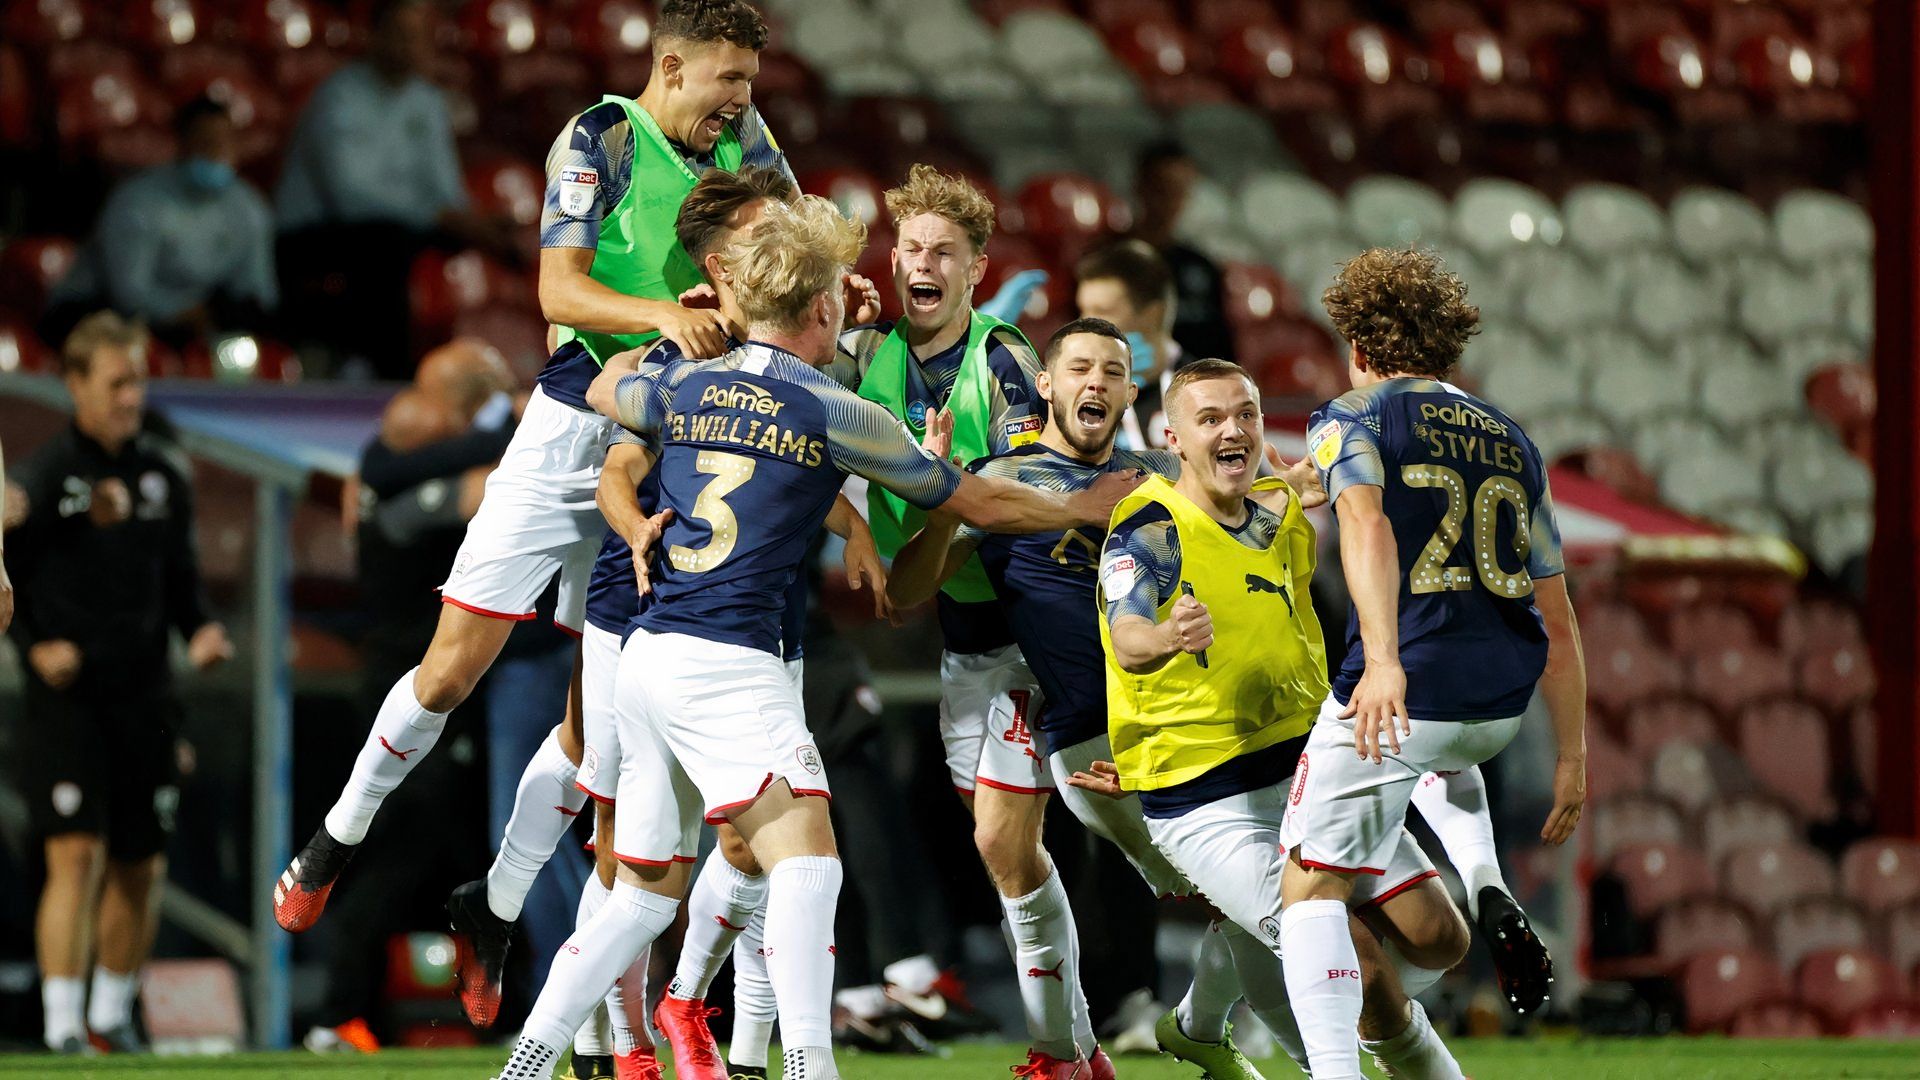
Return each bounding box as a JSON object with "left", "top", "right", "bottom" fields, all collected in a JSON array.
[
  {"left": 274, "top": 825, "right": 358, "bottom": 933},
  {"left": 447, "top": 879, "right": 514, "bottom": 1028},
  {"left": 93, "top": 1023, "right": 147, "bottom": 1053},
  {"left": 54, "top": 1036, "right": 87, "bottom": 1055},
  {"left": 566, "top": 1052, "right": 616, "bottom": 1079},
  {"left": 1478, "top": 885, "right": 1552, "bottom": 1015},
  {"left": 727, "top": 1063, "right": 770, "bottom": 1080}
]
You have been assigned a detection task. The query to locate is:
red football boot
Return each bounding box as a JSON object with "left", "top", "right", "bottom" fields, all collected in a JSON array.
[
  {"left": 614, "top": 1046, "right": 664, "bottom": 1080},
  {"left": 651, "top": 996, "right": 727, "bottom": 1080},
  {"left": 273, "top": 826, "right": 357, "bottom": 933},
  {"left": 1011, "top": 1049, "right": 1091, "bottom": 1078}
]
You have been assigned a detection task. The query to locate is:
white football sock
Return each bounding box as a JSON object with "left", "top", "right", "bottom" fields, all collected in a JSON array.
[
  {"left": 1280, "top": 899, "right": 1365, "bottom": 1080},
  {"left": 1001, "top": 867, "right": 1085, "bottom": 1060},
  {"left": 487, "top": 728, "right": 585, "bottom": 922},
  {"left": 571, "top": 878, "right": 612, "bottom": 1059},
  {"left": 1177, "top": 919, "right": 1240, "bottom": 1043},
  {"left": 1218, "top": 919, "right": 1306, "bottom": 1068},
  {"left": 1362, "top": 1000, "right": 1464, "bottom": 1080},
  {"left": 669, "top": 859, "right": 766, "bottom": 1000},
  {"left": 1410, "top": 767, "right": 1508, "bottom": 920},
  {"left": 86, "top": 967, "right": 138, "bottom": 1032},
  {"left": 782, "top": 1044, "right": 839, "bottom": 1080},
  {"left": 324, "top": 668, "right": 449, "bottom": 844},
  {"left": 765, "top": 856, "right": 842, "bottom": 1055},
  {"left": 608, "top": 943, "right": 652, "bottom": 1056},
  {"left": 1384, "top": 939, "right": 1448, "bottom": 1000},
  {"left": 730, "top": 907, "right": 776, "bottom": 1068},
  {"left": 518, "top": 881, "right": 679, "bottom": 1055},
  {"left": 42, "top": 975, "right": 84, "bottom": 1048}
]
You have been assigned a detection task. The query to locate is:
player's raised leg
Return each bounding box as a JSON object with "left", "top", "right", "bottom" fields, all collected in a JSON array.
[{"left": 1409, "top": 765, "right": 1552, "bottom": 1013}]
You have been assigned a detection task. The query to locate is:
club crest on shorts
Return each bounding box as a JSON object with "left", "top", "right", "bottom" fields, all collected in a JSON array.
[
  {"left": 1259, "top": 915, "right": 1282, "bottom": 943},
  {"left": 796, "top": 745, "right": 823, "bottom": 775},
  {"left": 581, "top": 746, "right": 599, "bottom": 782},
  {"left": 1289, "top": 753, "right": 1309, "bottom": 806}
]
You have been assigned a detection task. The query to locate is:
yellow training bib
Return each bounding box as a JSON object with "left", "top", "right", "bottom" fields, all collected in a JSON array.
[{"left": 1097, "top": 474, "right": 1329, "bottom": 791}]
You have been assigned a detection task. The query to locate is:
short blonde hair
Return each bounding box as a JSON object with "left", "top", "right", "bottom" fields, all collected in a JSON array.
[
  {"left": 884, "top": 163, "right": 995, "bottom": 253},
  {"left": 723, "top": 195, "right": 867, "bottom": 333},
  {"left": 61, "top": 311, "right": 149, "bottom": 377}
]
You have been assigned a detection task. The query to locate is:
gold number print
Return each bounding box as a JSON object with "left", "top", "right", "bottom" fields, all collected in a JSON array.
[
  {"left": 1473, "top": 475, "right": 1534, "bottom": 598},
  {"left": 1400, "top": 465, "right": 1534, "bottom": 597},
  {"left": 1402, "top": 465, "right": 1473, "bottom": 595},
  {"left": 668, "top": 450, "right": 757, "bottom": 573},
  {"left": 1049, "top": 528, "right": 1100, "bottom": 568}
]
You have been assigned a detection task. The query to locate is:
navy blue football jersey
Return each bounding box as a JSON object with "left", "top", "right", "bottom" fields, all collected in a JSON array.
[
  {"left": 1309, "top": 378, "right": 1565, "bottom": 721},
  {"left": 952, "top": 445, "right": 1180, "bottom": 747},
  {"left": 611, "top": 341, "right": 962, "bottom": 654}
]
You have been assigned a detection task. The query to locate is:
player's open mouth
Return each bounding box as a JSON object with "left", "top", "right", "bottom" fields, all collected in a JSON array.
[
  {"left": 702, "top": 111, "right": 732, "bottom": 139},
  {"left": 1215, "top": 447, "right": 1250, "bottom": 474},
  {"left": 908, "top": 283, "right": 943, "bottom": 311},
  {"left": 1075, "top": 400, "right": 1108, "bottom": 430}
]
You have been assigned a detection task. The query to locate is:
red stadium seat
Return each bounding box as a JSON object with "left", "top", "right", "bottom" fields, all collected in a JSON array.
[
  {"left": 1407, "top": 0, "right": 1488, "bottom": 36},
  {"left": 1104, "top": 16, "right": 1207, "bottom": 81},
  {"left": 1610, "top": 842, "right": 1713, "bottom": 919},
  {"left": 0, "top": 236, "right": 79, "bottom": 318},
  {"left": 1589, "top": 791, "right": 1681, "bottom": 857},
  {"left": 1779, "top": 598, "right": 1864, "bottom": 657},
  {"left": 853, "top": 224, "right": 899, "bottom": 323},
  {"left": 47, "top": 38, "right": 143, "bottom": 83},
  {"left": 756, "top": 96, "right": 825, "bottom": 154},
  {"left": 0, "top": 318, "right": 53, "bottom": 374},
  {"left": 1656, "top": 897, "right": 1760, "bottom": 965},
  {"left": 1796, "top": 637, "right": 1875, "bottom": 715},
  {"left": 1664, "top": 603, "right": 1758, "bottom": 658},
  {"left": 1650, "top": 739, "right": 1741, "bottom": 816},
  {"left": 1015, "top": 173, "right": 1129, "bottom": 256},
  {"left": 978, "top": 234, "right": 1068, "bottom": 324},
  {"left": 121, "top": 0, "right": 206, "bottom": 53},
  {"left": 233, "top": 0, "right": 341, "bottom": 52},
  {"left": 1680, "top": 948, "right": 1786, "bottom": 1032},
  {"left": 1805, "top": 361, "right": 1875, "bottom": 449},
  {"left": 56, "top": 67, "right": 173, "bottom": 164},
  {"left": 464, "top": 158, "right": 545, "bottom": 230},
  {"left": 1220, "top": 262, "right": 1304, "bottom": 330},
  {"left": 1736, "top": 31, "right": 1856, "bottom": 122},
  {"left": 1848, "top": 1004, "right": 1920, "bottom": 1038},
  {"left": 1729, "top": 1001, "right": 1822, "bottom": 1037},
  {"left": 1627, "top": 29, "right": 1752, "bottom": 123},
  {"left": 1622, "top": 697, "right": 1719, "bottom": 760},
  {"left": 1080, "top": 0, "right": 1175, "bottom": 31},
  {"left": 1771, "top": 896, "right": 1869, "bottom": 972},
  {"left": 452, "top": 306, "right": 548, "bottom": 385},
  {"left": 799, "top": 166, "right": 887, "bottom": 229},
  {"left": 409, "top": 250, "right": 533, "bottom": 342},
  {"left": 1323, "top": 22, "right": 1446, "bottom": 128},
  {"left": 836, "top": 96, "right": 952, "bottom": 164},
  {"left": 1426, "top": 26, "right": 1553, "bottom": 125},
  {"left": 1496, "top": 0, "right": 1589, "bottom": 49},
  {"left": 1283, "top": 0, "right": 1364, "bottom": 41},
  {"left": 1882, "top": 900, "right": 1920, "bottom": 984},
  {"left": 563, "top": 0, "right": 651, "bottom": 61},
  {"left": 1737, "top": 702, "right": 1833, "bottom": 819},
  {"left": 1841, "top": 838, "right": 1920, "bottom": 916},
  {"left": 1190, "top": 0, "right": 1283, "bottom": 37},
  {"left": 1795, "top": 947, "right": 1906, "bottom": 1030},
  {"left": 1216, "top": 24, "right": 1342, "bottom": 115},
  {"left": 1244, "top": 321, "right": 1345, "bottom": 402},
  {"left": 1720, "top": 842, "right": 1836, "bottom": 919},
  {"left": 1587, "top": 636, "right": 1685, "bottom": 716},
  {"left": 460, "top": 0, "right": 541, "bottom": 57},
  {"left": 1689, "top": 643, "right": 1793, "bottom": 719},
  {"left": 6, "top": 0, "right": 88, "bottom": 44},
  {"left": 1697, "top": 793, "right": 1799, "bottom": 865},
  {"left": 1586, "top": 726, "right": 1642, "bottom": 802},
  {"left": 1579, "top": 599, "right": 1652, "bottom": 650}
]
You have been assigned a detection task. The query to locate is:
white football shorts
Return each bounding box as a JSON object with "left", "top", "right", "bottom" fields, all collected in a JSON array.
[{"left": 937, "top": 645, "right": 1051, "bottom": 796}]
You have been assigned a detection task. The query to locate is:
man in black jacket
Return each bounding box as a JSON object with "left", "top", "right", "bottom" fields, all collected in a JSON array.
[{"left": 6, "top": 312, "right": 232, "bottom": 1053}]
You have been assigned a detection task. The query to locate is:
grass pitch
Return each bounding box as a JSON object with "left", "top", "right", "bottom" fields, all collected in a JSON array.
[{"left": 1, "top": 1040, "right": 1916, "bottom": 1079}]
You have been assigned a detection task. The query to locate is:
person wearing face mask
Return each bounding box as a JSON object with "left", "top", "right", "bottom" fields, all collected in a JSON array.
[
  {"left": 6, "top": 313, "right": 233, "bottom": 1055},
  {"left": 43, "top": 97, "right": 276, "bottom": 351},
  {"left": 1074, "top": 240, "right": 1187, "bottom": 451}
]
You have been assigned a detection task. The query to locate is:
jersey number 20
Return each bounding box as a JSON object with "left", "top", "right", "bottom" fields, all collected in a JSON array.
[
  {"left": 1401, "top": 464, "right": 1533, "bottom": 599},
  {"left": 669, "top": 450, "right": 757, "bottom": 573}
]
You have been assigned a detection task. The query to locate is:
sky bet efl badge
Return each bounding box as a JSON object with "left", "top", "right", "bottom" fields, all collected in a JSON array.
[
  {"left": 558, "top": 166, "right": 598, "bottom": 216},
  {"left": 1309, "top": 420, "right": 1344, "bottom": 469}
]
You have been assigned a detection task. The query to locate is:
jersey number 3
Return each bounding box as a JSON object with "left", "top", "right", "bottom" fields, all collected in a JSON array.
[
  {"left": 668, "top": 450, "right": 757, "bottom": 573},
  {"left": 1401, "top": 464, "right": 1533, "bottom": 599}
]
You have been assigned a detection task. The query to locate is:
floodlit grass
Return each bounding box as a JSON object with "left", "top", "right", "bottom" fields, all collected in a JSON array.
[{"left": 1, "top": 1039, "right": 1917, "bottom": 1079}]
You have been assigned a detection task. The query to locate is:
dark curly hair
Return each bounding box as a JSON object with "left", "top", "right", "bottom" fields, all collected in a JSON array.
[
  {"left": 1322, "top": 247, "right": 1480, "bottom": 379},
  {"left": 656, "top": 0, "right": 769, "bottom": 51}
]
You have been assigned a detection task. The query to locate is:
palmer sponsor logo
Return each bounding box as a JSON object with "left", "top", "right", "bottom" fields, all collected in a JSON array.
[
  {"left": 699, "top": 381, "right": 787, "bottom": 416},
  {"left": 1419, "top": 400, "right": 1509, "bottom": 437}
]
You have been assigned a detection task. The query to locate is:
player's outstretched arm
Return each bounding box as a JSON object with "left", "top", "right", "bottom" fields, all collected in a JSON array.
[
  {"left": 886, "top": 512, "right": 972, "bottom": 609},
  {"left": 583, "top": 344, "right": 653, "bottom": 422},
  {"left": 1334, "top": 485, "right": 1408, "bottom": 763},
  {"left": 936, "top": 468, "right": 1143, "bottom": 535},
  {"left": 1534, "top": 573, "right": 1588, "bottom": 845},
  {"left": 825, "top": 494, "right": 891, "bottom": 622},
  {"left": 540, "top": 247, "right": 731, "bottom": 359}
]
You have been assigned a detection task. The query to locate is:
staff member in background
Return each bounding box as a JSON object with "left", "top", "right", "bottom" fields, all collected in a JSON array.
[
  {"left": 44, "top": 97, "right": 277, "bottom": 351},
  {"left": 1074, "top": 240, "right": 1187, "bottom": 451},
  {"left": 1129, "top": 144, "right": 1234, "bottom": 365},
  {"left": 4, "top": 312, "right": 233, "bottom": 1054}
]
